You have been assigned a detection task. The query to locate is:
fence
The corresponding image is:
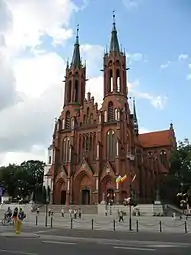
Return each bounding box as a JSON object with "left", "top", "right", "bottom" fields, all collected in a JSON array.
[{"left": 33, "top": 215, "right": 189, "bottom": 233}]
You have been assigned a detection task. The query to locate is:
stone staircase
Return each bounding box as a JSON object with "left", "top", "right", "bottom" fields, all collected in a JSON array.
[
  {"left": 42, "top": 205, "right": 98, "bottom": 214},
  {"left": 98, "top": 204, "right": 162, "bottom": 216}
]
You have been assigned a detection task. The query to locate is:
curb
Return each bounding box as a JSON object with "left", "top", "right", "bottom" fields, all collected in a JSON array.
[{"left": 0, "top": 232, "right": 40, "bottom": 238}]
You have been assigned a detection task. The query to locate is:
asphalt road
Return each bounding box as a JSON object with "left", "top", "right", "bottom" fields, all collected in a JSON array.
[
  {"left": 0, "top": 234, "right": 190, "bottom": 255},
  {"left": 0, "top": 225, "right": 191, "bottom": 254}
]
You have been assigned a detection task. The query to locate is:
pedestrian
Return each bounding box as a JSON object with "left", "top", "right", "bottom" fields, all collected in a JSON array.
[
  {"left": 61, "top": 208, "right": 64, "bottom": 217},
  {"left": 69, "top": 208, "right": 72, "bottom": 218},
  {"left": 51, "top": 208, "right": 54, "bottom": 217},
  {"left": 119, "top": 210, "right": 124, "bottom": 222},
  {"left": 12, "top": 207, "right": 18, "bottom": 223},
  {"left": 105, "top": 208, "right": 107, "bottom": 216},
  {"left": 74, "top": 209, "right": 77, "bottom": 219},
  {"left": 78, "top": 208, "right": 82, "bottom": 219}
]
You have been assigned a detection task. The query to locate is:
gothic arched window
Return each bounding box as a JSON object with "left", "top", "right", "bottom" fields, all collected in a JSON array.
[
  {"left": 109, "top": 69, "right": 113, "bottom": 92},
  {"left": 74, "top": 80, "right": 78, "bottom": 102},
  {"left": 93, "top": 133, "right": 96, "bottom": 160},
  {"left": 108, "top": 101, "right": 114, "bottom": 122},
  {"left": 62, "top": 137, "right": 70, "bottom": 163},
  {"left": 160, "top": 150, "right": 167, "bottom": 165},
  {"left": 79, "top": 135, "right": 82, "bottom": 162},
  {"left": 65, "top": 111, "right": 71, "bottom": 129},
  {"left": 67, "top": 81, "right": 72, "bottom": 103},
  {"left": 106, "top": 130, "right": 116, "bottom": 160},
  {"left": 116, "top": 69, "right": 120, "bottom": 92}
]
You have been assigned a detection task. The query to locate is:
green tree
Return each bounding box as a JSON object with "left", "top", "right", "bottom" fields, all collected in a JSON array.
[
  {"left": 20, "top": 160, "right": 45, "bottom": 202},
  {"left": 160, "top": 138, "right": 191, "bottom": 204}
]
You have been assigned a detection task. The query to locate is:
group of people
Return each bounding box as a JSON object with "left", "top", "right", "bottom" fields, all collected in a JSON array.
[
  {"left": 4, "top": 206, "right": 26, "bottom": 223},
  {"left": 68, "top": 208, "right": 82, "bottom": 219}
]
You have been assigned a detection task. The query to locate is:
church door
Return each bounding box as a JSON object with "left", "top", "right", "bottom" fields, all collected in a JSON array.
[
  {"left": 61, "top": 190, "right": 66, "bottom": 205},
  {"left": 81, "top": 189, "right": 90, "bottom": 205}
]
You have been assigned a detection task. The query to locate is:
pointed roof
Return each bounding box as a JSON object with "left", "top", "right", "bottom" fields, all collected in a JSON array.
[
  {"left": 133, "top": 98, "right": 139, "bottom": 135},
  {"left": 71, "top": 24, "right": 81, "bottom": 68},
  {"left": 109, "top": 11, "right": 120, "bottom": 53},
  {"left": 138, "top": 130, "right": 172, "bottom": 148}
]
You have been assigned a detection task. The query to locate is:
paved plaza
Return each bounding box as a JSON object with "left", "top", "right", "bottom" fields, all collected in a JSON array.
[{"left": 0, "top": 208, "right": 190, "bottom": 233}]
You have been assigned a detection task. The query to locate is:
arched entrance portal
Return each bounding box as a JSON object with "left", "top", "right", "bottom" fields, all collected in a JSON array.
[
  {"left": 100, "top": 175, "right": 115, "bottom": 204},
  {"left": 74, "top": 171, "right": 92, "bottom": 204},
  {"left": 61, "top": 190, "right": 66, "bottom": 205},
  {"left": 81, "top": 189, "right": 90, "bottom": 205}
]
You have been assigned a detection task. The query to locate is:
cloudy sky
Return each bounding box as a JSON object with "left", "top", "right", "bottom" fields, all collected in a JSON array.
[{"left": 0, "top": 0, "right": 190, "bottom": 166}]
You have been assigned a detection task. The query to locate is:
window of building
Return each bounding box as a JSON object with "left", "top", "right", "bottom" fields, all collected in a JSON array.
[
  {"left": 106, "top": 130, "right": 116, "bottom": 160},
  {"left": 62, "top": 137, "right": 70, "bottom": 163},
  {"left": 160, "top": 150, "right": 167, "bottom": 165},
  {"left": 74, "top": 80, "right": 78, "bottom": 102},
  {"left": 67, "top": 81, "right": 72, "bottom": 103},
  {"left": 65, "top": 111, "right": 71, "bottom": 129},
  {"left": 116, "top": 69, "right": 120, "bottom": 92},
  {"left": 108, "top": 101, "right": 114, "bottom": 122},
  {"left": 109, "top": 69, "right": 113, "bottom": 92}
]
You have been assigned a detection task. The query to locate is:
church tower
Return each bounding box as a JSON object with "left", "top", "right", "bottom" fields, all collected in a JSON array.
[
  {"left": 64, "top": 25, "right": 86, "bottom": 108},
  {"left": 103, "top": 12, "right": 128, "bottom": 99}
]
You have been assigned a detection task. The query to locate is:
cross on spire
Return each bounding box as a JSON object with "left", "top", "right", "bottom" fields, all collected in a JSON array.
[
  {"left": 113, "top": 10, "right": 116, "bottom": 24},
  {"left": 76, "top": 24, "right": 79, "bottom": 37}
]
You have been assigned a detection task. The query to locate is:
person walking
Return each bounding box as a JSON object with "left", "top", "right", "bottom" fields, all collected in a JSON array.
[
  {"left": 61, "top": 208, "right": 64, "bottom": 217},
  {"left": 119, "top": 210, "right": 124, "bottom": 222}
]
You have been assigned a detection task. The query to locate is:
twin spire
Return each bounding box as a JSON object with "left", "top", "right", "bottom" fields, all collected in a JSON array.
[
  {"left": 70, "top": 12, "right": 121, "bottom": 68},
  {"left": 71, "top": 24, "right": 81, "bottom": 68},
  {"left": 109, "top": 11, "right": 120, "bottom": 53}
]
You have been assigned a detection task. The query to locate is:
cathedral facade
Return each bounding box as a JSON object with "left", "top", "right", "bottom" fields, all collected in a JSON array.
[{"left": 47, "top": 17, "right": 176, "bottom": 205}]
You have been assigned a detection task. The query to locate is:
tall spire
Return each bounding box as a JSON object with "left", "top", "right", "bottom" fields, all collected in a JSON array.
[
  {"left": 71, "top": 24, "right": 81, "bottom": 68},
  {"left": 109, "top": 11, "right": 120, "bottom": 53},
  {"left": 133, "top": 98, "right": 139, "bottom": 135}
]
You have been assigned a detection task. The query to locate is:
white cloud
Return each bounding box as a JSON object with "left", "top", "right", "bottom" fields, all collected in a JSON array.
[
  {"left": 160, "top": 61, "right": 171, "bottom": 69},
  {"left": 81, "top": 44, "right": 104, "bottom": 77},
  {"left": 122, "top": 0, "right": 138, "bottom": 9},
  {"left": 178, "top": 54, "right": 188, "bottom": 61},
  {"left": 13, "top": 52, "right": 65, "bottom": 97},
  {"left": 0, "top": 0, "right": 86, "bottom": 165},
  {"left": 4, "top": 0, "right": 79, "bottom": 52},
  {"left": 134, "top": 91, "right": 168, "bottom": 109},
  {"left": 127, "top": 52, "right": 143, "bottom": 62}
]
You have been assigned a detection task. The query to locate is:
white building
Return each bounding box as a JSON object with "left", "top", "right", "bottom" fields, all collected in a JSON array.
[{"left": 43, "top": 145, "right": 53, "bottom": 194}]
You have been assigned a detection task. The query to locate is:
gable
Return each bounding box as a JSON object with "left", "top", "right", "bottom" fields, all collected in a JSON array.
[
  {"left": 100, "top": 161, "right": 115, "bottom": 180},
  {"left": 79, "top": 157, "right": 94, "bottom": 175}
]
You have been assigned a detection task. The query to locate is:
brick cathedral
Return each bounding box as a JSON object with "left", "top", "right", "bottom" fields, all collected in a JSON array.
[{"left": 47, "top": 16, "right": 176, "bottom": 205}]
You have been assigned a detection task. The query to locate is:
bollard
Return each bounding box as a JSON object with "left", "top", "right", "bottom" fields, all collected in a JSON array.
[
  {"left": 113, "top": 219, "right": 116, "bottom": 231},
  {"left": 91, "top": 219, "right": 94, "bottom": 230},
  {"left": 136, "top": 220, "right": 139, "bottom": 232},
  {"left": 15, "top": 219, "right": 22, "bottom": 235},
  {"left": 159, "top": 221, "right": 162, "bottom": 233},
  {"left": 35, "top": 215, "right": 38, "bottom": 226},
  {"left": 185, "top": 221, "right": 188, "bottom": 233},
  {"left": 50, "top": 217, "right": 53, "bottom": 228},
  {"left": 70, "top": 218, "right": 73, "bottom": 229}
]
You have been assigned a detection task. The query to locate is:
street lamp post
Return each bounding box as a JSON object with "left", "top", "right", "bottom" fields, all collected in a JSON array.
[
  {"left": 127, "top": 153, "right": 135, "bottom": 231},
  {"left": 129, "top": 182, "right": 133, "bottom": 231},
  {"left": 44, "top": 173, "right": 51, "bottom": 227}
]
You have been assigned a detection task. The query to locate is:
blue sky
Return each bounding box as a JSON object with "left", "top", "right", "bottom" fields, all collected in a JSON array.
[
  {"left": 68, "top": 0, "right": 190, "bottom": 141},
  {"left": 1, "top": 0, "right": 191, "bottom": 164}
]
